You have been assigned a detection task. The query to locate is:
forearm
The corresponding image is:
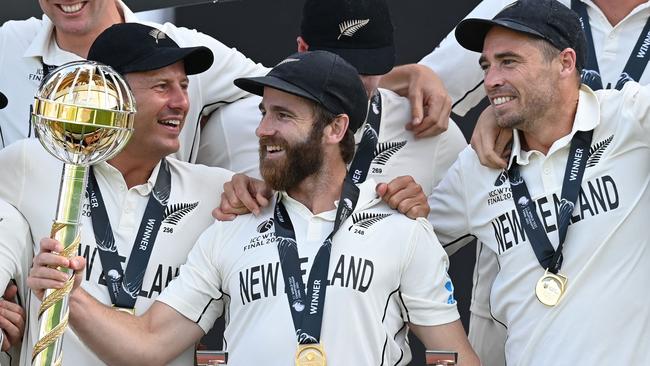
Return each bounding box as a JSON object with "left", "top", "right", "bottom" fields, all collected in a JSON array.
[
  {"left": 410, "top": 320, "right": 480, "bottom": 366},
  {"left": 379, "top": 64, "right": 427, "bottom": 95},
  {"left": 69, "top": 289, "right": 172, "bottom": 366}
]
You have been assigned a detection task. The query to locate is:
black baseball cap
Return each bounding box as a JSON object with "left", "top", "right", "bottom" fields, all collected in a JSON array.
[
  {"left": 234, "top": 51, "right": 368, "bottom": 133},
  {"left": 300, "top": 0, "right": 395, "bottom": 75},
  {"left": 455, "top": 0, "right": 586, "bottom": 70},
  {"left": 88, "top": 23, "right": 213, "bottom": 75}
]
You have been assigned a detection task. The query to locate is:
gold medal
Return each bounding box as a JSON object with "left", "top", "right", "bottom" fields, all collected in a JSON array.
[
  {"left": 535, "top": 269, "right": 567, "bottom": 306},
  {"left": 295, "top": 343, "right": 326, "bottom": 366}
]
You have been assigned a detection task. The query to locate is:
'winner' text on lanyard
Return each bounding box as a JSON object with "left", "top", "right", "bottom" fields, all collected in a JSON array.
[
  {"left": 572, "top": 0, "right": 650, "bottom": 90},
  {"left": 85, "top": 159, "right": 171, "bottom": 310},
  {"left": 274, "top": 177, "right": 360, "bottom": 344},
  {"left": 508, "top": 130, "right": 593, "bottom": 274}
]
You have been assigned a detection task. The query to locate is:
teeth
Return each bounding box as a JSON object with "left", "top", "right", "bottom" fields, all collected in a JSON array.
[
  {"left": 493, "top": 96, "right": 514, "bottom": 106},
  {"left": 60, "top": 3, "right": 84, "bottom": 13},
  {"left": 159, "top": 119, "right": 180, "bottom": 127},
  {"left": 266, "top": 145, "right": 282, "bottom": 152}
]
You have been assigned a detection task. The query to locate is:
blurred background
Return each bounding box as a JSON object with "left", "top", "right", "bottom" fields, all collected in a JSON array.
[{"left": 2, "top": 1, "right": 485, "bottom": 364}]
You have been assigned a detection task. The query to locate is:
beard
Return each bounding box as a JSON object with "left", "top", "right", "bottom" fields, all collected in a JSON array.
[
  {"left": 493, "top": 77, "right": 557, "bottom": 131},
  {"left": 259, "top": 126, "right": 324, "bottom": 192}
]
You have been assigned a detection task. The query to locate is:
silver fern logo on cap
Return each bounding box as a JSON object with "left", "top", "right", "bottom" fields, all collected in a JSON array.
[
  {"left": 338, "top": 19, "right": 370, "bottom": 40},
  {"left": 148, "top": 29, "right": 166, "bottom": 44}
]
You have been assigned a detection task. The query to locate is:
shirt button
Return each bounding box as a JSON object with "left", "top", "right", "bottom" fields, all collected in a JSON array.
[{"left": 543, "top": 168, "right": 551, "bottom": 175}]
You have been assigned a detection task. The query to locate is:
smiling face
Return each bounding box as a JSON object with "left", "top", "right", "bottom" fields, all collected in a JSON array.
[
  {"left": 479, "top": 26, "right": 561, "bottom": 131},
  {"left": 122, "top": 61, "right": 189, "bottom": 160},
  {"left": 256, "top": 87, "right": 326, "bottom": 191},
  {"left": 39, "top": 0, "right": 120, "bottom": 37}
]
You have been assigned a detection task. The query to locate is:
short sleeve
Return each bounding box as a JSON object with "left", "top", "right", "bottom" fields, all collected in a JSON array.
[
  {"left": 156, "top": 222, "right": 224, "bottom": 332},
  {"left": 398, "top": 218, "right": 460, "bottom": 326}
]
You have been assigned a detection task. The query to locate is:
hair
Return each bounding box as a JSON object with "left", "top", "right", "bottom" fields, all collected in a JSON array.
[
  {"left": 533, "top": 38, "right": 582, "bottom": 86},
  {"left": 311, "top": 102, "right": 356, "bottom": 164}
]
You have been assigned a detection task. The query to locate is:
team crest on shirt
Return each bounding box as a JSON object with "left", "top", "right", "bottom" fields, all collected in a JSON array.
[
  {"left": 348, "top": 212, "right": 392, "bottom": 235},
  {"left": 586, "top": 135, "right": 613, "bottom": 167},
  {"left": 160, "top": 202, "right": 199, "bottom": 234},
  {"left": 372, "top": 141, "right": 406, "bottom": 166}
]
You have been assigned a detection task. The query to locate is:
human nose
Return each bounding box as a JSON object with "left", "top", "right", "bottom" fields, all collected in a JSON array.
[
  {"left": 168, "top": 84, "right": 189, "bottom": 112},
  {"left": 484, "top": 65, "right": 505, "bottom": 92}
]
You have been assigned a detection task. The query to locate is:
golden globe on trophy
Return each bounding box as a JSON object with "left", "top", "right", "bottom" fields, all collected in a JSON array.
[{"left": 30, "top": 60, "right": 136, "bottom": 366}]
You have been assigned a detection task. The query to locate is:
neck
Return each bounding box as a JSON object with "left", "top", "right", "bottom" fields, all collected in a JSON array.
[
  {"left": 520, "top": 89, "right": 580, "bottom": 155},
  {"left": 107, "top": 152, "right": 161, "bottom": 189},
  {"left": 286, "top": 158, "right": 348, "bottom": 215},
  {"left": 592, "top": 0, "right": 646, "bottom": 26},
  {"left": 54, "top": 3, "right": 123, "bottom": 57}
]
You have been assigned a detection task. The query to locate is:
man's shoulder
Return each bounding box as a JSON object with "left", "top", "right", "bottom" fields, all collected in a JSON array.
[
  {"left": 1, "top": 17, "right": 43, "bottom": 38},
  {"left": 167, "top": 157, "right": 234, "bottom": 182}
]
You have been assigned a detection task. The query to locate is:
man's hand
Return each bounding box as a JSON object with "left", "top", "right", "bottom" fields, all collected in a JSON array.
[
  {"left": 0, "top": 284, "right": 25, "bottom": 351},
  {"left": 470, "top": 105, "right": 512, "bottom": 169},
  {"left": 213, "top": 174, "right": 273, "bottom": 221},
  {"left": 376, "top": 176, "right": 429, "bottom": 219},
  {"left": 27, "top": 238, "right": 86, "bottom": 301},
  {"left": 379, "top": 64, "right": 451, "bottom": 138}
]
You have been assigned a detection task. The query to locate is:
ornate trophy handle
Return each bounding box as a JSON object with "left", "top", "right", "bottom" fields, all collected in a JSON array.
[{"left": 30, "top": 61, "right": 135, "bottom": 366}]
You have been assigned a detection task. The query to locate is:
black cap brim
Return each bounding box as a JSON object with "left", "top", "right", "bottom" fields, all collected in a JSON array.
[
  {"left": 309, "top": 44, "right": 395, "bottom": 75},
  {"left": 119, "top": 46, "right": 213, "bottom": 75},
  {"left": 456, "top": 18, "right": 547, "bottom": 53},
  {"left": 234, "top": 75, "right": 321, "bottom": 105}
]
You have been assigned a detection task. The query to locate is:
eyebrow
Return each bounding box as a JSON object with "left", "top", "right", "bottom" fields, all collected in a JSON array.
[
  {"left": 479, "top": 51, "right": 523, "bottom": 65},
  {"left": 258, "top": 103, "right": 295, "bottom": 115}
]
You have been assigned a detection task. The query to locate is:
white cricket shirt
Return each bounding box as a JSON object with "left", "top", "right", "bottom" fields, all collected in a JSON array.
[
  {"left": 0, "top": 139, "right": 232, "bottom": 366},
  {"left": 0, "top": 0, "right": 268, "bottom": 162},
  {"left": 429, "top": 83, "right": 650, "bottom": 365},
  {"left": 157, "top": 179, "right": 459, "bottom": 365},
  {"left": 0, "top": 200, "right": 32, "bottom": 366}
]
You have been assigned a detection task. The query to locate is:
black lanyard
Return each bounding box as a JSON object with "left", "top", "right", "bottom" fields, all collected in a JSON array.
[
  {"left": 508, "top": 130, "right": 593, "bottom": 273},
  {"left": 572, "top": 0, "right": 650, "bottom": 90},
  {"left": 274, "top": 177, "right": 360, "bottom": 344},
  {"left": 348, "top": 90, "right": 382, "bottom": 184},
  {"left": 85, "top": 159, "right": 171, "bottom": 309}
]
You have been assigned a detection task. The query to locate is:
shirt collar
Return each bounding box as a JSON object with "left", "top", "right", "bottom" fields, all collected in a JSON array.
[
  {"left": 24, "top": 1, "right": 137, "bottom": 64},
  {"left": 508, "top": 84, "right": 600, "bottom": 168},
  {"left": 95, "top": 158, "right": 161, "bottom": 196},
  {"left": 278, "top": 178, "right": 380, "bottom": 222}
]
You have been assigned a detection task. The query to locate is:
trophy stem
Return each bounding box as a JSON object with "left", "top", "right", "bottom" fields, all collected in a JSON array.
[{"left": 32, "top": 163, "right": 88, "bottom": 366}]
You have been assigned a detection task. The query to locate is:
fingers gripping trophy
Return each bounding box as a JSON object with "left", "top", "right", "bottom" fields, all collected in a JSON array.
[{"left": 30, "top": 60, "right": 136, "bottom": 366}]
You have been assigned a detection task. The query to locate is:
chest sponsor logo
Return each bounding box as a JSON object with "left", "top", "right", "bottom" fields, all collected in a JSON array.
[
  {"left": 244, "top": 218, "right": 276, "bottom": 251},
  {"left": 239, "top": 254, "right": 374, "bottom": 306},
  {"left": 491, "top": 174, "right": 619, "bottom": 254},
  {"left": 348, "top": 212, "right": 391, "bottom": 236},
  {"left": 77, "top": 244, "right": 180, "bottom": 299}
]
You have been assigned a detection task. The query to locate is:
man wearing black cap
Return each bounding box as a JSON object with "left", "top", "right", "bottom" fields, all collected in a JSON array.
[
  {"left": 426, "top": 0, "right": 650, "bottom": 364},
  {"left": 3, "top": 23, "right": 235, "bottom": 365},
  {"left": 203, "top": 0, "right": 466, "bottom": 217},
  {"left": 29, "top": 50, "right": 480, "bottom": 366}
]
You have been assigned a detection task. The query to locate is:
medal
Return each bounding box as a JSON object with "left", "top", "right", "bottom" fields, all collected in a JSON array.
[
  {"left": 535, "top": 269, "right": 567, "bottom": 306},
  {"left": 295, "top": 343, "right": 326, "bottom": 366}
]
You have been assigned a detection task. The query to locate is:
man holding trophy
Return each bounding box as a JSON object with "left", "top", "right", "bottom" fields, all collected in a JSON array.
[{"left": 0, "top": 23, "right": 236, "bottom": 365}]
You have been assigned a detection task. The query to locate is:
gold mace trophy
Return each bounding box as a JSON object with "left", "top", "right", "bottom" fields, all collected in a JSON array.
[{"left": 31, "top": 60, "right": 136, "bottom": 366}]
